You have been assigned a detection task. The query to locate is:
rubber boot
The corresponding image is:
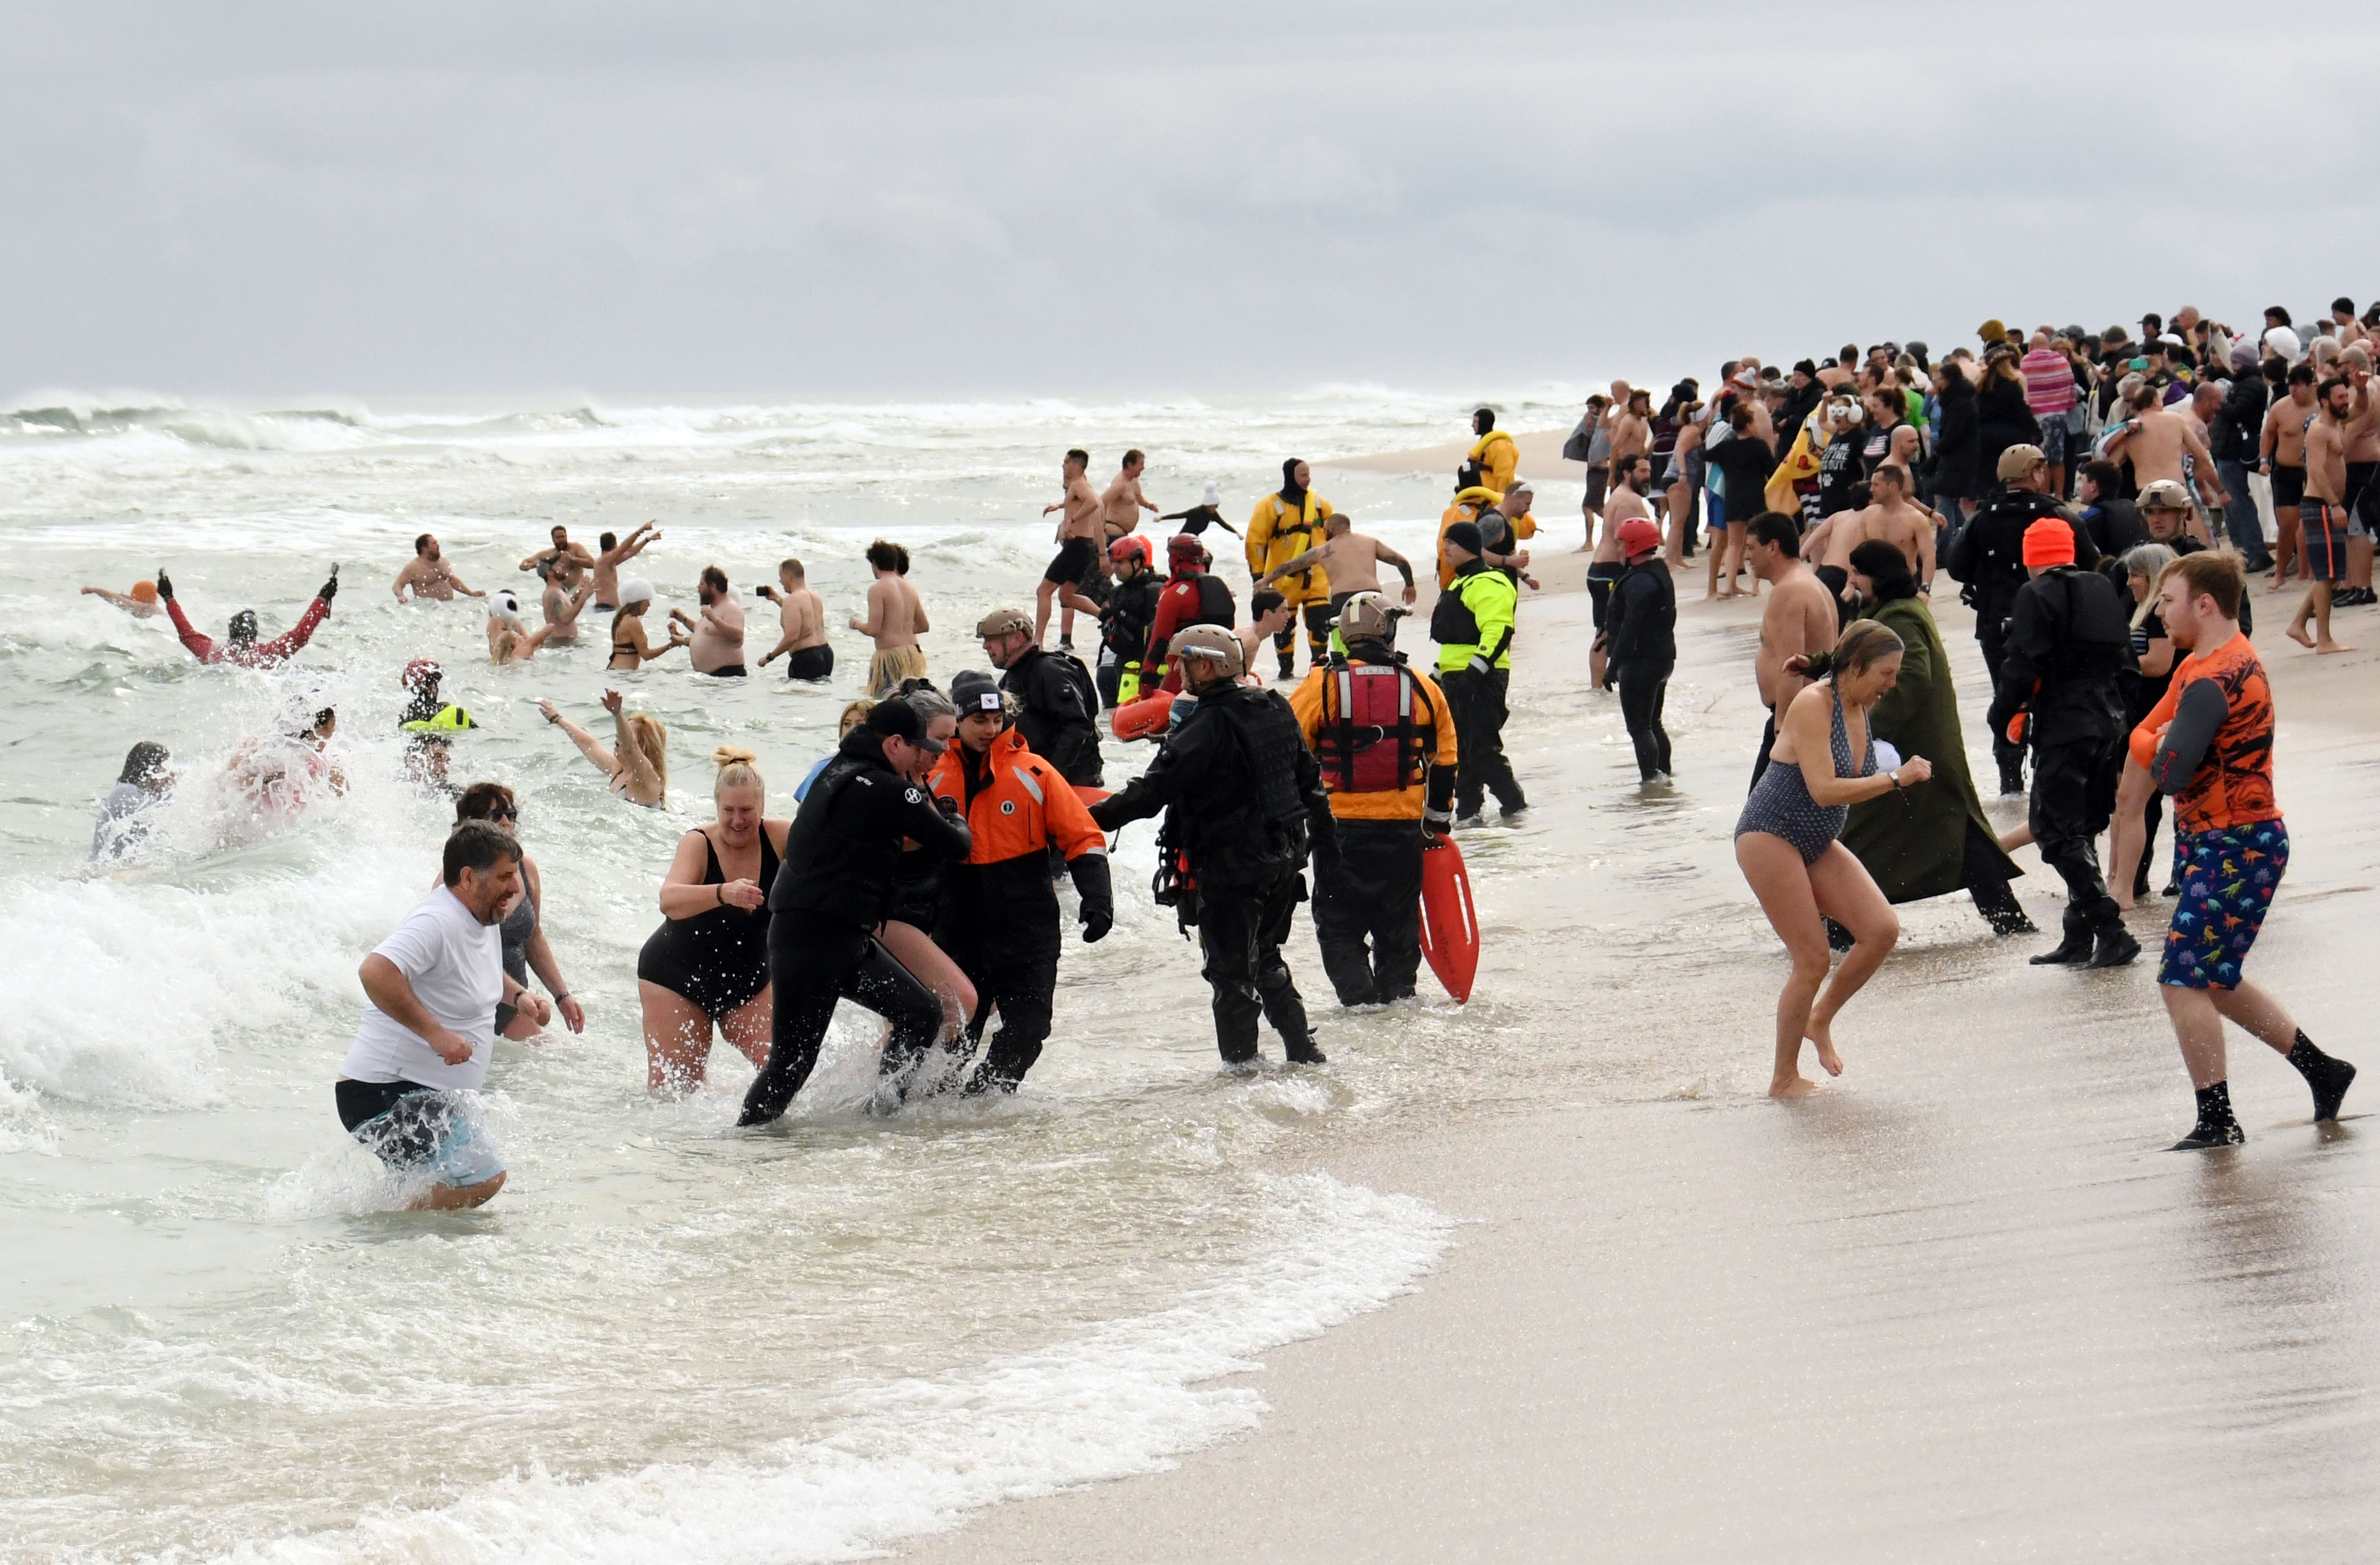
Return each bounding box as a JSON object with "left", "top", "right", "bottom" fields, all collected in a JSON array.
[
  {"left": 1997, "top": 757, "right": 2027, "bottom": 796},
  {"left": 2083, "top": 923, "right": 2141, "bottom": 969},
  {"left": 1285, "top": 1032, "right": 1328, "bottom": 1065},
  {"left": 2028, "top": 926, "right": 2095, "bottom": 966}
]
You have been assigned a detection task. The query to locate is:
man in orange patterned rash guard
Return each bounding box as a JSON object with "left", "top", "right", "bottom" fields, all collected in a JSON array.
[{"left": 2126, "top": 552, "right": 2354, "bottom": 1149}]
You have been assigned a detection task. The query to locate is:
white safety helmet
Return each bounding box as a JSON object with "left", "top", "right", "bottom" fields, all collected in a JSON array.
[{"left": 490, "top": 590, "right": 524, "bottom": 623}]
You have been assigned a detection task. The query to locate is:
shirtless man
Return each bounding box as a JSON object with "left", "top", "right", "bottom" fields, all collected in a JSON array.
[
  {"left": 1745, "top": 511, "right": 1840, "bottom": 789},
  {"left": 853, "top": 538, "right": 929, "bottom": 696},
  {"left": 2335, "top": 352, "right": 2378, "bottom": 602},
  {"left": 521, "top": 525, "right": 594, "bottom": 591},
  {"left": 671, "top": 565, "right": 746, "bottom": 676},
  {"left": 2289, "top": 376, "right": 2362, "bottom": 655},
  {"left": 755, "top": 557, "right": 832, "bottom": 681},
  {"left": 1101, "top": 449, "right": 1161, "bottom": 551},
  {"left": 591, "top": 522, "right": 657, "bottom": 611},
  {"left": 1265, "top": 510, "right": 1416, "bottom": 604},
  {"left": 1238, "top": 587, "right": 1297, "bottom": 685},
  {"left": 1609, "top": 388, "right": 1653, "bottom": 500},
  {"left": 393, "top": 535, "right": 484, "bottom": 602},
  {"left": 2260, "top": 364, "right": 2321, "bottom": 590},
  {"left": 1037, "top": 447, "right": 1103, "bottom": 649},
  {"left": 1829, "top": 465, "right": 1937, "bottom": 592},
  {"left": 2104, "top": 382, "right": 2221, "bottom": 515},
  {"left": 1589, "top": 455, "right": 1656, "bottom": 685}
]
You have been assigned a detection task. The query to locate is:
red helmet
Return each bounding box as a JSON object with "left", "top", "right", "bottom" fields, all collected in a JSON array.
[
  {"left": 402, "top": 657, "right": 441, "bottom": 689},
  {"left": 1166, "top": 532, "right": 1204, "bottom": 560},
  {"left": 1616, "top": 518, "right": 1661, "bottom": 557},
  {"left": 1109, "top": 535, "right": 1152, "bottom": 566}
]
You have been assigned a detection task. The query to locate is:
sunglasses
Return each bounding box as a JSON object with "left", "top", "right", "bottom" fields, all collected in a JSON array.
[
  {"left": 912, "top": 737, "right": 948, "bottom": 759},
  {"left": 483, "top": 804, "right": 519, "bottom": 822}
]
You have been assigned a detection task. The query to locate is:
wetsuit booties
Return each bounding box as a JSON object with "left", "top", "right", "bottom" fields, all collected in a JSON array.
[
  {"left": 2173, "top": 1081, "right": 2246, "bottom": 1151},
  {"left": 2290, "top": 1032, "right": 2357, "bottom": 1122}
]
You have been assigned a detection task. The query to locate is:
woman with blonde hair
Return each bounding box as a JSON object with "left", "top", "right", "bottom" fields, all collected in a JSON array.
[
  {"left": 607, "top": 579, "right": 688, "bottom": 672},
  {"left": 537, "top": 689, "right": 666, "bottom": 806},
  {"left": 1734, "top": 619, "right": 1934, "bottom": 1097},
  {"left": 635, "top": 745, "right": 790, "bottom": 1088},
  {"left": 488, "top": 584, "right": 591, "bottom": 663}
]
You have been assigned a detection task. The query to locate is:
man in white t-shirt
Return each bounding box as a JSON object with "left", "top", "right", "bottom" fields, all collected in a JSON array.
[{"left": 336, "top": 820, "right": 521, "bottom": 1209}]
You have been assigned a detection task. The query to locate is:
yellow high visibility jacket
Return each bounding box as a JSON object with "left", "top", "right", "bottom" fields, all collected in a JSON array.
[{"left": 1246, "top": 490, "right": 1336, "bottom": 607}]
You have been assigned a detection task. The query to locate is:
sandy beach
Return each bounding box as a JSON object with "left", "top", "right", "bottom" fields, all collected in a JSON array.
[
  {"left": 901, "top": 543, "right": 2380, "bottom": 1561},
  {"left": 1320, "top": 425, "right": 1579, "bottom": 485}
]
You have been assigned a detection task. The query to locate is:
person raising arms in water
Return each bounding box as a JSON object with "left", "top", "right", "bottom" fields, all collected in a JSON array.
[
  {"left": 636, "top": 748, "right": 791, "bottom": 1090},
  {"left": 157, "top": 564, "right": 338, "bottom": 667},
  {"left": 1733, "top": 620, "right": 1932, "bottom": 1097},
  {"left": 590, "top": 524, "right": 657, "bottom": 612},
  {"left": 538, "top": 690, "right": 667, "bottom": 806},
  {"left": 488, "top": 586, "right": 592, "bottom": 663}
]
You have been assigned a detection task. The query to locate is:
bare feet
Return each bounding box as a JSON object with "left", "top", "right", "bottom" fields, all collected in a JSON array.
[
  {"left": 2287, "top": 622, "right": 2315, "bottom": 649},
  {"left": 1808, "top": 1025, "right": 1845, "bottom": 1077},
  {"left": 2318, "top": 640, "right": 2356, "bottom": 654},
  {"left": 1769, "top": 1075, "right": 1822, "bottom": 1099}
]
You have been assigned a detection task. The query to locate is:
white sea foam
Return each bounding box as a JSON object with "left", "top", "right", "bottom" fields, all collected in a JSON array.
[{"left": 218, "top": 1174, "right": 1448, "bottom": 1565}]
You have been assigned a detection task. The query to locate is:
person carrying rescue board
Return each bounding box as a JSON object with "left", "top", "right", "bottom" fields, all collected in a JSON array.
[{"left": 1287, "top": 591, "right": 1461, "bottom": 1007}]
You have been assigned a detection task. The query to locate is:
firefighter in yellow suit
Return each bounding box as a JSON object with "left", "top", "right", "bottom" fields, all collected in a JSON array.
[{"left": 1246, "top": 457, "right": 1336, "bottom": 681}]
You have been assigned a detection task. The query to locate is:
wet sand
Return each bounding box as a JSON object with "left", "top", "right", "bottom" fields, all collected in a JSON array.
[{"left": 903, "top": 554, "right": 2380, "bottom": 1560}]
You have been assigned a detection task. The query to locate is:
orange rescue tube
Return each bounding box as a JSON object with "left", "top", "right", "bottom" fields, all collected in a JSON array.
[
  {"left": 1110, "top": 689, "right": 1178, "bottom": 742},
  {"left": 1418, "top": 832, "right": 1479, "bottom": 1003}
]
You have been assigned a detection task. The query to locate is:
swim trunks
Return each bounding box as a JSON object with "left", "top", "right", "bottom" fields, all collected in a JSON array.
[
  {"left": 1044, "top": 537, "right": 1095, "bottom": 585},
  {"left": 1584, "top": 464, "right": 1610, "bottom": 508},
  {"left": 2158, "top": 820, "right": 2287, "bottom": 989},
  {"left": 866, "top": 644, "right": 929, "bottom": 698},
  {"left": 336, "top": 1080, "right": 505, "bottom": 1187},
  {"left": 707, "top": 663, "right": 748, "bottom": 678},
  {"left": 1586, "top": 562, "right": 1623, "bottom": 629},
  {"left": 2345, "top": 462, "right": 2376, "bottom": 540},
  {"left": 2299, "top": 500, "right": 2345, "bottom": 581},
  {"left": 2270, "top": 461, "right": 2305, "bottom": 510},
  {"left": 784, "top": 645, "right": 834, "bottom": 682}
]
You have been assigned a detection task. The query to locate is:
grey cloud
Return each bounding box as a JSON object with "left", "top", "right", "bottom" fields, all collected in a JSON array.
[{"left": 4, "top": 1, "right": 2378, "bottom": 398}]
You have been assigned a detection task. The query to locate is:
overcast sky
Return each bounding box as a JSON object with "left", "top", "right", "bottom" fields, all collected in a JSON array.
[{"left": 5, "top": 1, "right": 2378, "bottom": 400}]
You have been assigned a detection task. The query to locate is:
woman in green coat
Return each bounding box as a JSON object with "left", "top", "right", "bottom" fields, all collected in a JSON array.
[{"left": 1838, "top": 541, "right": 2033, "bottom": 934}]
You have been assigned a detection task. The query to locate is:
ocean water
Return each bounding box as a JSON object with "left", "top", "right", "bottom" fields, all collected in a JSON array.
[{"left": 0, "top": 388, "right": 1595, "bottom": 1563}]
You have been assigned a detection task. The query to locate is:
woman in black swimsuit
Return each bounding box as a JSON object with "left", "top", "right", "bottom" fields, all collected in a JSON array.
[
  {"left": 608, "top": 580, "right": 688, "bottom": 673},
  {"left": 636, "top": 747, "right": 791, "bottom": 1089},
  {"left": 1733, "top": 620, "right": 1932, "bottom": 1099}
]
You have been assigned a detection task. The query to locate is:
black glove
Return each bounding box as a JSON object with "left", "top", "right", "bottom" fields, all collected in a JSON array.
[
  {"left": 318, "top": 564, "right": 340, "bottom": 604},
  {"left": 1081, "top": 902, "right": 1113, "bottom": 942},
  {"left": 935, "top": 792, "right": 961, "bottom": 818},
  {"left": 155, "top": 568, "right": 174, "bottom": 603}
]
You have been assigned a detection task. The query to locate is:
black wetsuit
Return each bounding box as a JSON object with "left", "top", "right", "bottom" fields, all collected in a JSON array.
[
  {"left": 1946, "top": 485, "right": 2099, "bottom": 786},
  {"left": 1001, "top": 644, "right": 1104, "bottom": 787},
  {"left": 636, "top": 829, "right": 781, "bottom": 1019},
  {"left": 1988, "top": 564, "right": 2135, "bottom": 949},
  {"left": 739, "top": 731, "right": 973, "bottom": 1126},
  {"left": 1091, "top": 682, "right": 1335, "bottom": 1063}
]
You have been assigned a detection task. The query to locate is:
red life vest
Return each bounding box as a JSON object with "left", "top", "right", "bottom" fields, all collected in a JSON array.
[{"left": 1316, "top": 659, "right": 1428, "bottom": 795}]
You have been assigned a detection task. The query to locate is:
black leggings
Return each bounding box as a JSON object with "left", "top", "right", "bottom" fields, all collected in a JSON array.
[
  {"left": 1617, "top": 662, "right": 1671, "bottom": 781},
  {"left": 738, "top": 909, "right": 942, "bottom": 1126},
  {"left": 1271, "top": 602, "right": 1332, "bottom": 674}
]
